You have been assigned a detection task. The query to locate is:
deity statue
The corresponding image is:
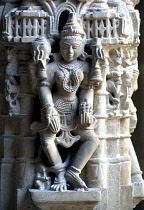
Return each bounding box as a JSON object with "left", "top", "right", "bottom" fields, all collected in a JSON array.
[
  {"left": 30, "top": 13, "right": 100, "bottom": 192},
  {"left": 1, "top": 1, "right": 144, "bottom": 209}
]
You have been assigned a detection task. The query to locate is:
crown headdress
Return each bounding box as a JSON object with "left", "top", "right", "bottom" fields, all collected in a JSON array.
[{"left": 60, "top": 13, "right": 85, "bottom": 38}]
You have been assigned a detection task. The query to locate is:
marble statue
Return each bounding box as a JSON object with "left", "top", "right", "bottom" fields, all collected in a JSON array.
[
  {"left": 0, "top": 0, "right": 144, "bottom": 209},
  {"left": 30, "top": 13, "right": 100, "bottom": 192}
]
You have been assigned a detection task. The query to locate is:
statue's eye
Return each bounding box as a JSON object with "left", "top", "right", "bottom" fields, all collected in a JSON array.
[
  {"left": 62, "top": 44, "right": 69, "bottom": 49},
  {"left": 73, "top": 44, "right": 79, "bottom": 49}
]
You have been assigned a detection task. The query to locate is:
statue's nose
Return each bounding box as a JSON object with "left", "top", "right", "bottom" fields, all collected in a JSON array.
[{"left": 69, "top": 45, "right": 73, "bottom": 54}]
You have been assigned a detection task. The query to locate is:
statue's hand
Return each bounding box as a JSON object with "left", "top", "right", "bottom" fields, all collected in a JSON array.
[
  {"left": 46, "top": 113, "right": 61, "bottom": 134},
  {"left": 79, "top": 100, "right": 93, "bottom": 128},
  {"left": 80, "top": 112, "right": 93, "bottom": 127}
]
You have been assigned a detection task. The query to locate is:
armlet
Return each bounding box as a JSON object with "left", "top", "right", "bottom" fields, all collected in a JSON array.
[{"left": 80, "top": 84, "right": 94, "bottom": 90}]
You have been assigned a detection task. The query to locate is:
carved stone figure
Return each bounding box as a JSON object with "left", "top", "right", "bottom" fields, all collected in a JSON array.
[
  {"left": 106, "top": 48, "right": 122, "bottom": 117},
  {"left": 5, "top": 47, "right": 20, "bottom": 115},
  {"left": 30, "top": 13, "right": 100, "bottom": 192},
  {"left": 0, "top": 0, "right": 144, "bottom": 210},
  {"left": 129, "top": 47, "right": 139, "bottom": 133}
]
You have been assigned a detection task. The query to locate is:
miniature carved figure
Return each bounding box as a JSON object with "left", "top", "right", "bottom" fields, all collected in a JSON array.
[
  {"left": 129, "top": 47, "right": 139, "bottom": 132},
  {"left": 120, "top": 48, "right": 132, "bottom": 116},
  {"left": 106, "top": 48, "right": 122, "bottom": 116},
  {"left": 5, "top": 47, "right": 20, "bottom": 115}
]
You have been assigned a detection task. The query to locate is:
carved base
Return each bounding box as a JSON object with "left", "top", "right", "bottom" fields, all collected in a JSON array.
[{"left": 29, "top": 188, "right": 101, "bottom": 210}]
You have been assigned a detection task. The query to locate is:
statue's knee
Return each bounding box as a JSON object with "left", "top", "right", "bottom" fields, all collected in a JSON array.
[
  {"left": 91, "top": 134, "right": 100, "bottom": 147},
  {"left": 40, "top": 131, "right": 56, "bottom": 149},
  {"left": 41, "top": 138, "right": 54, "bottom": 150},
  {"left": 82, "top": 131, "right": 100, "bottom": 146}
]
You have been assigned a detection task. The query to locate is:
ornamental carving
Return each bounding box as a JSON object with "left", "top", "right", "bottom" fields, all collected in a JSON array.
[{"left": 0, "top": 0, "right": 143, "bottom": 210}]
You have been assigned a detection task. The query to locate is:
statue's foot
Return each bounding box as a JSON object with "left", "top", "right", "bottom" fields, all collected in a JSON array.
[
  {"left": 65, "top": 169, "right": 88, "bottom": 191},
  {"left": 49, "top": 164, "right": 67, "bottom": 191},
  {"left": 133, "top": 182, "right": 144, "bottom": 186},
  {"left": 132, "top": 180, "right": 144, "bottom": 186},
  {"left": 50, "top": 179, "right": 67, "bottom": 192},
  {"left": 132, "top": 173, "right": 144, "bottom": 186}
]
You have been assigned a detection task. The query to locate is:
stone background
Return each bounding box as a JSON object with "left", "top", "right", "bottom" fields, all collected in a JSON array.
[{"left": 133, "top": 1, "right": 144, "bottom": 209}]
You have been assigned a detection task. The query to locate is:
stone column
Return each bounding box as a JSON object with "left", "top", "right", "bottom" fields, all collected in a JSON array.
[{"left": 0, "top": 0, "right": 143, "bottom": 210}]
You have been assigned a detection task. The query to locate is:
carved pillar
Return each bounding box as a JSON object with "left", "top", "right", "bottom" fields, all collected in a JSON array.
[{"left": 0, "top": 0, "right": 144, "bottom": 210}]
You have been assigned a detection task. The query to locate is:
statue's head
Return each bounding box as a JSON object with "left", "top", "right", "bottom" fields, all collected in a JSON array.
[
  {"left": 31, "top": 37, "right": 51, "bottom": 68},
  {"left": 60, "top": 13, "right": 85, "bottom": 63}
]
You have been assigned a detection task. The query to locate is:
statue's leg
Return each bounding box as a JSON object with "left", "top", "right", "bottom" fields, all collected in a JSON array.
[
  {"left": 40, "top": 131, "right": 61, "bottom": 165},
  {"left": 40, "top": 130, "right": 67, "bottom": 191},
  {"left": 129, "top": 139, "right": 144, "bottom": 185},
  {"left": 65, "top": 129, "right": 100, "bottom": 190},
  {"left": 72, "top": 130, "right": 99, "bottom": 170}
]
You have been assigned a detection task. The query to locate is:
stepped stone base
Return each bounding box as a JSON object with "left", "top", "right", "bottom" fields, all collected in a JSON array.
[{"left": 29, "top": 188, "right": 101, "bottom": 210}]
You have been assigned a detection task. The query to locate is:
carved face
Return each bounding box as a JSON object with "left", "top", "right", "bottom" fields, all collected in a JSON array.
[{"left": 60, "top": 38, "right": 83, "bottom": 63}]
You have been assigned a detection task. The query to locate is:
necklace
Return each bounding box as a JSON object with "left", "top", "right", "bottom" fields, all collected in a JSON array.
[{"left": 56, "top": 59, "right": 84, "bottom": 92}]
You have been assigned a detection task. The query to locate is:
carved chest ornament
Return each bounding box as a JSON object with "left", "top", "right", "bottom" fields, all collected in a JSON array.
[{"left": 56, "top": 59, "right": 84, "bottom": 92}]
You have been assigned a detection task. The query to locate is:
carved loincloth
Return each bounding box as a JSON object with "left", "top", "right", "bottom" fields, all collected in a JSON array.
[{"left": 53, "top": 94, "right": 80, "bottom": 148}]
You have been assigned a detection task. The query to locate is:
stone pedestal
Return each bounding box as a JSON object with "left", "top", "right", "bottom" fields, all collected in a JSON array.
[
  {"left": 29, "top": 189, "right": 101, "bottom": 210},
  {"left": 0, "top": 0, "right": 144, "bottom": 210}
]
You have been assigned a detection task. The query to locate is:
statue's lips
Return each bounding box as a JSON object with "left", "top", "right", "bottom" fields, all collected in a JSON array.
[{"left": 68, "top": 54, "right": 73, "bottom": 58}]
